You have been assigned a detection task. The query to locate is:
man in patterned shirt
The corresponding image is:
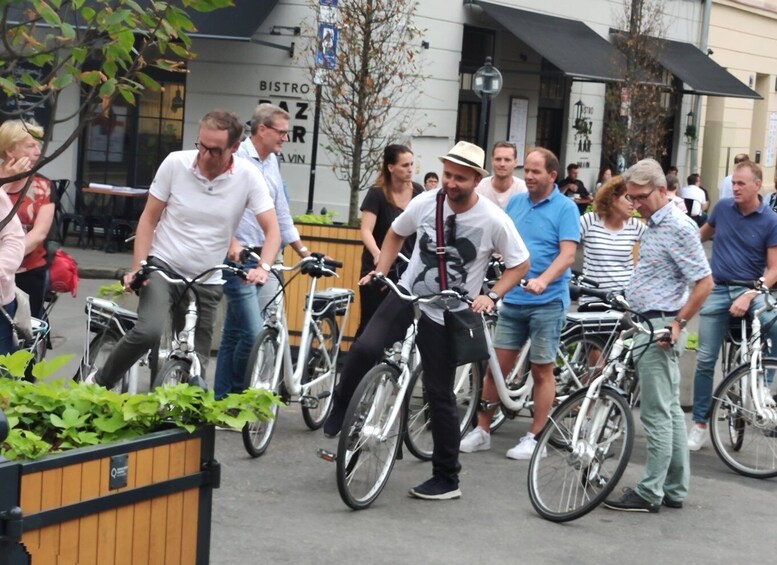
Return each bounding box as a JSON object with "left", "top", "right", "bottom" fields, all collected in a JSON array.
[{"left": 605, "top": 158, "right": 712, "bottom": 514}]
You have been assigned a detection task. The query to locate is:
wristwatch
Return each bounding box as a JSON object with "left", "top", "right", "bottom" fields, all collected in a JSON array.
[
  {"left": 673, "top": 317, "right": 687, "bottom": 329},
  {"left": 260, "top": 262, "right": 272, "bottom": 272},
  {"left": 487, "top": 291, "right": 500, "bottom": 302}
]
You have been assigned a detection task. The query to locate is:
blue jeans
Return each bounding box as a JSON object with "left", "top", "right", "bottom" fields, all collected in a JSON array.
[
  {"left": 492, "top": 300, "right": 565, "bottom": 364},
  {"left": 213, "top": 262, "right": 280, "bottom": 399},
  {"left": 692, "top": 284, "right": 777, "bottom": 423}
]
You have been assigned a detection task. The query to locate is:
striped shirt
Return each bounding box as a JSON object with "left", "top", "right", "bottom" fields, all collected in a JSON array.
[
  {"left": 626, "top": 202, "right": 710, "bottom": 313},
  {"left": 579, "top": 212, "right": 646, "bottom": 301}
]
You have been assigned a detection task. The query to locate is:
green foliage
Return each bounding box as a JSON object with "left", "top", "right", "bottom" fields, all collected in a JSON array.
[
  {"left": 292, "top": 211, "right": 337, "bottom": 225},
  {"left": 0, "top": 0, "right": 234, "bottom": 229},
  {"left": 0, "top": 378, "right": 281, "bottom": 461},
  {"left": 98, "top": 282, "right": 127, "bottom": 299},
  {"left": 685, "top": 332, "right": 698, "bottom": 351}
]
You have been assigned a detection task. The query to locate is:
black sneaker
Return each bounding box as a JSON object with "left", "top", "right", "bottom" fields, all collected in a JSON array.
[
  {"left": 604, "top": 488, "right": 659, "bottom": 513},
  {"left": 662, "top": 496, "right": 683, "bottom": 509},
  {"left": 408, "top": 477, "right": 461, "bottom": 500}
]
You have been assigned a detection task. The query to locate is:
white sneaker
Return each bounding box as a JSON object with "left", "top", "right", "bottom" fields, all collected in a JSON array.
[
  {"left": 687, "top": 424, "right": 708, "bottom": 451},
  {"left": 82, "top": 368, "right": 98, "bottom": 385},
  {"left": 459, "top": 427, "right": 491, "bottom": 453},
  {"left": 506, "top": 432, "right": 543, "bottom": 460}
]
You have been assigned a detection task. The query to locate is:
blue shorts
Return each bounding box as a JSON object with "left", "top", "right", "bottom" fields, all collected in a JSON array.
[{"left": 493, "top": 300, "right": 566, "bottom": 364}]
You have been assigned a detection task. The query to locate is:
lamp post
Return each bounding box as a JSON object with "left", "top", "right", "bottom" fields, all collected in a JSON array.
[{"left": 473, "top": 56, "right": 503, "bottom": 151}]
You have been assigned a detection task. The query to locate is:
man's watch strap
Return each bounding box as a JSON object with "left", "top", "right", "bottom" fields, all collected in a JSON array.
[
  {"left": 487, "top": 291, "right": 500, "bottom": 302},
  {"left": 674, "top": 317, "right": 687, "bottom": 329}
]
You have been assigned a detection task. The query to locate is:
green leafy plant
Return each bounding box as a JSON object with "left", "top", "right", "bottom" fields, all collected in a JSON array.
[
  {"left": 98, "top": 282, "right": 127, "bottom": 299},
  {"left": 0, "top": 360, "right": 281, "bottom": 461},
  {"left": 685, "top": 332, "right": 698, "bottom": 351},
  {"left": 292, "top": 211, "right": 337, "bottom": 225}
]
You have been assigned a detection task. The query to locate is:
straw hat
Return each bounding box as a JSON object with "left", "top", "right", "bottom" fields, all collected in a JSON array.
[{"left": 438, "top": 141, "right": 489, "bottom": 177}]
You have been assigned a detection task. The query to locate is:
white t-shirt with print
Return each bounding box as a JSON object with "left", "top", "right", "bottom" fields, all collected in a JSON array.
[
  {"left": 393, "top": 189, "right": 529, "bottom": 324},
  {"left": 475, "top": 176, "right": 527, "bottom": 209},
  {"left": 149, "top": 150, "right": 274, "bottom": 283}
]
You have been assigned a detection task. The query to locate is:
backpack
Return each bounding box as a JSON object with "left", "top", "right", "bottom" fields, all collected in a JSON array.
[{"left": 49, "top": 249, "right": 79, "bottom": 296}]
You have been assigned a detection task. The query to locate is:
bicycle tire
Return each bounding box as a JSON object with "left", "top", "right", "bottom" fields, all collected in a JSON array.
[
  {"left": 528, "top": 386, "right": 634, "bottom": 522},
  {"left": 242, "top": 328, "right": 282, "bottom": 458},
  {"left": 78, "top": 330, "right": 128, "bottom": 394},
  {"left": 301, "top": 313, "right": 339, "bottom": 430},
  {"left": 709, "top": 359, "right": 777, "bottom": 478},
  {"left": 336, "top": 364, "right": 402, "bottom": 510},
  {"left": 403, "top": 362, "right": 482, "bottom": 461},
  {"left": 152, "top": 359, "right": 191, "bottom": 389}
]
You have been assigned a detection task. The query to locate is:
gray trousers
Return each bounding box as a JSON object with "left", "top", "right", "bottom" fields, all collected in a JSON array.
[{"left": 99, "top": 260, "right": 223, "bottom": 388}]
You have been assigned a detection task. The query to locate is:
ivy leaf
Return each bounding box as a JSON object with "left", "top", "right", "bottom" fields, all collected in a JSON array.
[{"left": 31, "top": 354, "right": 75, "bottom": 380}]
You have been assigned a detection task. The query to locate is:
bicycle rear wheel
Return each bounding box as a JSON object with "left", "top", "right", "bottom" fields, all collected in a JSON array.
[
  {"left": 336, "top": 364, "right": 402, "bottom": 510},
  {"left": 403, "top": 362, "right": 481, "bottom": 461},
  {"left": 301, "top": 313, "right": 338, "bottom": 430},
  {"left": 709, "top": 359, "right": 777, "bottom": 478},
  {"left": 242, "top": 328, "right": 282, "bottom": 458},
  {"left": 78, "top": 330, "right": 128, "bottom": 393},
  {"left": 528, "top": 386, "right": 634, "bottom": 522}
]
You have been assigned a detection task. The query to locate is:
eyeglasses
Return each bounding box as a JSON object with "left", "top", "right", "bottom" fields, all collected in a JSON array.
[
  {"left": 265, "top": 125, "right": 290, "bottom": 138},
  {"left": 446, "top": 214, "right": 457, "bottom": 246},
  {"left": 195, "top": 141, "right": 228, "bottom": 157},
  {"left": 625, "top": 187, "right": 657, "bottom": 203}
]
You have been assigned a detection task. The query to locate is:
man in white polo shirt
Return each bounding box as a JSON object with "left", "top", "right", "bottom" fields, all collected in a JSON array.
[{"left": 88, "top": 109, "right": 280, "bottom": 390}]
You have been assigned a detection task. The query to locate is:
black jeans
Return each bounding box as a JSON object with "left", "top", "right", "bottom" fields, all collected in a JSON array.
[{"left": 336, "top": 290, "right": 462, "bottom": 483}]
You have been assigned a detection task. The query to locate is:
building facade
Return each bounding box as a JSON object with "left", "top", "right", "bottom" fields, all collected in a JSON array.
[{"left": 38, "top": 0, "right": 766, "bottom": 218}]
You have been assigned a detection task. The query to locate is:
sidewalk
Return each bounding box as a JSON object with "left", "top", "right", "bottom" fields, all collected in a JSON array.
[{"left": 64, "top": 244, "right": 133, "bottom": 280}]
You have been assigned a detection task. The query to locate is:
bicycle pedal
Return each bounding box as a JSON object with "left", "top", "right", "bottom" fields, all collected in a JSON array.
[
  {"left": 300, "top": 396, "right": 320, "bottom": 409},
  {"left": 317, "top": 448, "right": 336, "bottom": 462}
]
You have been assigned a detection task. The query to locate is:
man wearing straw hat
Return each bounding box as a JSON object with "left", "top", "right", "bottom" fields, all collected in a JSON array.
[{"left": 324, "top": 141, "right": 530, "bottom": 500}]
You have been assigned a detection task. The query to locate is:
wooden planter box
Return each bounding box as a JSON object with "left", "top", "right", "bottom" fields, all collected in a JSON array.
[
  {"left": 0, "top": 426, "right": 219, "bottom": 565},
  {"left": 283, "top": 223, "right": 363, "bottom": 351}
]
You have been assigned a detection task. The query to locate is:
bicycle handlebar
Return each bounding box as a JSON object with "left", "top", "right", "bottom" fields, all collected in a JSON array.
[
  {"left": 128, "top": 260, "right": 247, "bottom": 292},
  {"left": 239, "top": 248, "right": 343, "bottom": 279},
  {"left": 373, "top": 272, "right": 468, "bottom": 306},
  {"left": 570, "top": 270, "right": 600, "bottom": 288}
]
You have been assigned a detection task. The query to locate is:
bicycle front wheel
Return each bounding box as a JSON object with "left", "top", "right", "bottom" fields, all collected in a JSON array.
[
  {"left": 403, "top": 362, "right": 482, "bottom": 461},
  {"left": 152, "top": 359, "right": 190, "bottom": 389},
  {"left": 709, "top": 359, "right": 777, "bottom": 478},
  {"left": 301, "top": 313, "right": 339, "bottom": 430},
  {"left": 528, "top": 386, "right": 634, "bottom": 522},
  {"left": 336, "top": 364, "right": 402, "bottom": 510},
  {"left": 242, "top": 328, "right": 282, "bottom": 458}
]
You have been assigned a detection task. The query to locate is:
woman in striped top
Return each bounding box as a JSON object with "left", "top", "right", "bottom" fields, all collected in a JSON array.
[{"left": 579, "top": 176, "right": 646, "bottom": 307}]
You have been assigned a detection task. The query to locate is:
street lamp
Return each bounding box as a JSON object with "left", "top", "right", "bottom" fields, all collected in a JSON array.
[{"left": 473, "top": 56, "right": 503, "bottom": 151}]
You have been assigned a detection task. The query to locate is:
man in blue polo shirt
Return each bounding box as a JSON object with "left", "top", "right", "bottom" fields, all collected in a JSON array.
[
  {"left": 687, "top": 160, "right": 777, "bottom": 451},
  {"left": 459, "top": 147, "right": 579, "bottom": 459}
]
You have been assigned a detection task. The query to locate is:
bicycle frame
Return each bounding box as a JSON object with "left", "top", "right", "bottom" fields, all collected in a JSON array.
[
  {"left": 262, "top": 259, "right": 353, "bottom": 403},
  {"left": 733, "top": 291, "right": 777, "bottom": 425}
]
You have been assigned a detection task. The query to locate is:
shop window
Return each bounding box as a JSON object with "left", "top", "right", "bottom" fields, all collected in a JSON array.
[{"left": 79, "top": 81, "right": 185, "bottom": 188}]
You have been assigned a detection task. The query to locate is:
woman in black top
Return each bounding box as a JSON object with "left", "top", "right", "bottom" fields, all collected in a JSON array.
[{"left": 356, "top": 144, "right": 423, "bottom": 337}]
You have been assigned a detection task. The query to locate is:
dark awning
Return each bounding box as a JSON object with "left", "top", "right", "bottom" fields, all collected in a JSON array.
[
  {"left": 476, "top": 1, "right": 626, "bottom": 83},
  {"left": 188, "top": 0, "right": 280, "bottom": 41},
  {"left": 651, "top": 38, "right": 760, "bottom": 99}
]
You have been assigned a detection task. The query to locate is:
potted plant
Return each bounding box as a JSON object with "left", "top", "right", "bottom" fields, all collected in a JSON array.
[{"left": 0, "top": 352, "right": 278, "bottom": 565}]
